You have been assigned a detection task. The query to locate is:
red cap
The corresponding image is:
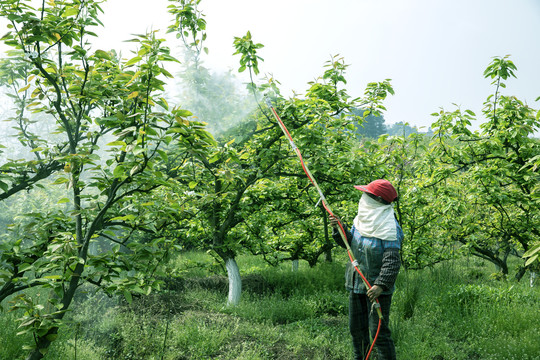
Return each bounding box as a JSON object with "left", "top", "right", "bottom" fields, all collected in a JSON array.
[{"left": 354, "top": 179, "right": 398, "bottom": 203}]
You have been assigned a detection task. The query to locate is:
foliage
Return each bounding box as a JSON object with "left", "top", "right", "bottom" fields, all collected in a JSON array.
[
  {"left": 369, "top": 131, "right": 456, "bottom": 269},
  {"left": 233, "top": 31, "right": 264, "bottom": 77},
  {"left": 167, "top": 0, "right": 207, "bottom": 59},
  {"left": 429, "top": 55, "right": 539, "bottom": 276},
  {"left": 0, "top": 51, "right": 63, "bottom": 200},
  {"left": 523, "top": 242, "right": 540, "bottom": 267},
  {"left": 0, "top": 0, "right": 214, "bottom": 358},
  {"left": 165, "top": 21, "right": 396, "bottom": 306},
  {"left": 0, "top": 0, "right": 538, "bottom": 357}
]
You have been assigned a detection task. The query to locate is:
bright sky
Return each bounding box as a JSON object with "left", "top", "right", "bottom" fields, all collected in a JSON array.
[{"left": 3, "top": 0, "right": 540, "bottom": 129}]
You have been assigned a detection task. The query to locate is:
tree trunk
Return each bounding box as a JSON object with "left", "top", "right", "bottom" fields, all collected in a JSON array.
[
  {"left": 325, "top": 247, "right": 333, "bottom": 262},
  {"left": 0, "top": 281, "right": 15, "bottom": 304},
  {"left": 26, "top": 185, "right": 92, "bottom": 360},
  {"left": 25, "top": 274, "right": 81, "bottom": 359},
  {"left": 225, "top": 257, "right": 241, "bottom": 306},
  {"left": 321, "top": 204, "right": 333, "bottom": 262},
  {"left": 292, "top": 259, "right": 299, "bottom": 272},
  {"left": 515, "top": 266, "right": 527, "bottom": 282},
  {"left": 472, "top": 246, "right": 509, "bottom": 275}
]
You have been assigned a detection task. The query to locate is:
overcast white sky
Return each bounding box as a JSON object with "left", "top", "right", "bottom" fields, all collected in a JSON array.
[{"left": 3, "top": 0, "right": 540, "bottom": 129}]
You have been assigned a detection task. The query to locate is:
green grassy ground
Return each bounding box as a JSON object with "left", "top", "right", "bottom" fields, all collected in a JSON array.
[{"left": 1, "top": 251, "right": 539, "bottom": 360}]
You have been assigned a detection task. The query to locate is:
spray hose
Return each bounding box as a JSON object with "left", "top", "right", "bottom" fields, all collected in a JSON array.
[{"left": 265, "top": 98, "right": 382, "bottom": 360}]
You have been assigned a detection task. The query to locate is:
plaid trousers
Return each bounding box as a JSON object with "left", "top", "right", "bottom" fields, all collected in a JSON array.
[{"left": 349, "top": 292, "right": 396, "bottom": 360}]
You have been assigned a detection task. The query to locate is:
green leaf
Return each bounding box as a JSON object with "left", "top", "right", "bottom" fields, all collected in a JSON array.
[
  {"left": 44, "top": 275, "right": 62, "bottom": 280},
  {"left": 133, "top": 146, "right": 145, "bottom": 156},
  {"left": 523, "top": 244, "right": 540, "bottom": 258},
  {"left": 156, "top": 97, "right": 169, "bottom": 110},
  {"left": 525, "top": 254, "right": 538, "bottom": 267},
  {"left": 103, "top": 230, "right": 117, "bottom": 237},
  {"left": 18, "top": 263, "right": 34, "bottom": 273},
  {"left": 124, "top": 56, "right": 142, "bottom": 67},
  {"left": 130, "top": 164, "right": 141, "bottom": 176},
  {"left": 157, "top": 149, "right": 168, "bottom": 162},
  {"left": 62, "top": 7, "right": 79, "bottom": 17},
  {"left": 176, "top": 109, "right": 192, "bottom": 117},
  {"left": 113, "top": 165, "right": 125, "bottom": 178},
  {"left": 57, "top": 198, "right": 70, "bottom": 204},
  {"left": 109, "top": 214, "right": 137, "bottom": 222},
  {"left": 107, "top": 140, "right": 127, "bottom": 147},
  {"left": 123, "top": 290, "right": 133, "bottom": 304},
  {"left": 18, "top": 84, "right": 31, "bottom": 93},
  {"left": 126, "top": 71, "right": 142, "bottom": 86},
  {"left": 52, "top": 177, "right": 70, "bottom": 185},
  {"left": 94, "top": 50, "right": 111, "bottom": 60},
  {"left": 45, "top": 334, "right": 58, "bottom": 342}
]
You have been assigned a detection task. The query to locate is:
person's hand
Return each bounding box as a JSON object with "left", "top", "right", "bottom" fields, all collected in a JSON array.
[
  {"left": 329, "top": 215, "right": 341, "bottom": 228},
  {"left": 367, "top": 285, "right": 383, "bottom": 302}
]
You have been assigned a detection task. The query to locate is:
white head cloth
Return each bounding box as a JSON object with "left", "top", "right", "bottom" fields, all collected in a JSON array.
[{"left": 353, "top": 192, "right": 398, "bottom": 241}]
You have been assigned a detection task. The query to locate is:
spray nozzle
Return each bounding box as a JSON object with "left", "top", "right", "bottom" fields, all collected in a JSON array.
[{"left": 264, "top": 95, "right": 273, "bottom": 108}]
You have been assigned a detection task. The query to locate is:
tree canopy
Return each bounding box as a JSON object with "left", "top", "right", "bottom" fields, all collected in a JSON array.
[{"left": 0, "top": 1, "right": 538, "bottom": 359}]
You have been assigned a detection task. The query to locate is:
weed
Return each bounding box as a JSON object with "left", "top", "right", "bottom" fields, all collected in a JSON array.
[{"left": 2, "top": 253, "right": 539, "bottom": 360}]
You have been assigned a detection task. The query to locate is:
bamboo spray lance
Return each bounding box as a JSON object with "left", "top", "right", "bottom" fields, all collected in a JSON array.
[{"left": 264, "top": 96, "right": 383, "bottom": 360}]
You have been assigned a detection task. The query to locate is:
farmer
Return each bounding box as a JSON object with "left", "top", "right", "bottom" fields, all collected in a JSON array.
[{"left": 329, "top": 179, "right": 403, "bottom": 360}]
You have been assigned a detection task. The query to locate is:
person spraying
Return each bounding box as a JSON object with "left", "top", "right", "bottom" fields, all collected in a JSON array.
[
  {"left": 330, "top": 179, "right": 403, "bottom": 360},
  {"left": 265, "top": 98, "right": 399, "bottom": 359}
]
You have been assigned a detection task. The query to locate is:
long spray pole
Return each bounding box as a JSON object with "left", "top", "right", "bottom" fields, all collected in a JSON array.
[{"left": 265, "top": 97, "right": 382, "bottom": 360}]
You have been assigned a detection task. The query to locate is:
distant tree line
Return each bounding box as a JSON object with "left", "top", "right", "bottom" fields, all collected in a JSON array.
[{"left": 350, "top": 108, "right": 433, "bottom": 138}]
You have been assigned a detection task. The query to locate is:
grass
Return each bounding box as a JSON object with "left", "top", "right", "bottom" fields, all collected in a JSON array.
[{"left": 1, "top": 251, "right": 539, "bottom": 360}]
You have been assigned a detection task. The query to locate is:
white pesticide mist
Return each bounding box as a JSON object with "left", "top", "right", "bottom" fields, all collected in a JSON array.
[{"left": 169, "top": 49, "right": 258, "bottom": 138}]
